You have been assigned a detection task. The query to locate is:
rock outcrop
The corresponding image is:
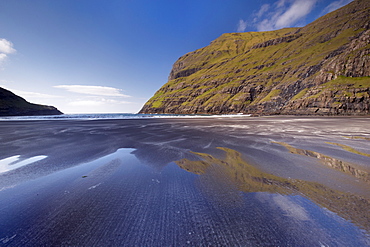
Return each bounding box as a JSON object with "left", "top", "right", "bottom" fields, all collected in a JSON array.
[
  {"left": 0, "top": 87, "right": 63, "bottom": 116},
  {"left": 140, "top": 0, "right": 370, "bottom": 115}
]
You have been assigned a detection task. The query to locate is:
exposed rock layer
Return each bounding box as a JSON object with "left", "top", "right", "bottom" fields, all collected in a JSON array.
[
  {"left": 0, "top": 87, "right": 63, "bottom": 116},
  {"left": 140, "top": 0, "right": 370, "bottom": 115}
]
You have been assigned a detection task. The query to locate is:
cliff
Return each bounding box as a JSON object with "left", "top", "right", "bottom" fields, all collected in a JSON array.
[
  {"left": 140, "top": 0, "right": 370, "bottom": 115},
  {"left": 0, "top": 87, "right": 63, "bottom": 116}
]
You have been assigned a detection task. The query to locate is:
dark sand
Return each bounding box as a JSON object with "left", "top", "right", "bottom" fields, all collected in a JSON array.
[{"left": 0, "top": 116, "right": 369, "bottom": 246}]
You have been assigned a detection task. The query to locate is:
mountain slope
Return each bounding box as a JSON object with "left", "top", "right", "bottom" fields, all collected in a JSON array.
[
  {"left": 0, "top": 87, "right": 63, "bottom": 116},
  {"left": 140, "top": 0, "right": 370, "bottom": 115}
]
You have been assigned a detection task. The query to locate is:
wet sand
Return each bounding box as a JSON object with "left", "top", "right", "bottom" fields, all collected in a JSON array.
[{"left": 0, "top": 116, "right": 369, "bottom": 246}]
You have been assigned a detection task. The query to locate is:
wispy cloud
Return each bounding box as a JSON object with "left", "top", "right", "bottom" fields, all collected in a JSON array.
[
  {"left": 245, "top": 0, "right": 318, "bottom": 32},
  {"left": 321, "top": 0, "right": 353, "bottom": 15},
  {"left": 0, "top": 38, "right": 16, "bottom": 65},
  {"left": 0, "top": 86, "right": 65, "bottom": 110},
  {"left": 1, "top": 85, "right": 135, "bottom": 114},
  {"left": 0, "top": 80, "right": 13, "bottom": 84},
  {"left": 0, "top": 54, "right": 7, "bottom": 63},
  {"left": 68, "top": 100, "right": 104, "bottom": 107},
  {"left": 54, "top": 85, "right": 131, "bottom": 97},
  {"left": 238, "top": 3, "right": 270, "bottom": 32},
  {"left": 0, "top": 86, "right": 62, "bottom": 100},
  {"left": 237, "top": 20, "right": 248, "bottom": 32},
  {"left": 256, "top": 4, "right": 270, "bottom": 18},
  {"left": 68, "top": 98, "right": 131, "bottom": 107},
  {"left": 12, "top": 89, "right": 62, "bottom": 99}
]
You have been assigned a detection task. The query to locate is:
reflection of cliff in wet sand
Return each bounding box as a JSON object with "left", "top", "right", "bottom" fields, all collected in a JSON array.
[
  {"left": 344, "top": 136, "right": 370, "bottom": 141},
  {"left": 326, "top": 141, "right": 370, "bottom": 158},
  {"left": 176, "top": 147, "right": 370, "bottom": 232},
  {"left": 273, "top": 141, "right": 370, "bottom": 183}
]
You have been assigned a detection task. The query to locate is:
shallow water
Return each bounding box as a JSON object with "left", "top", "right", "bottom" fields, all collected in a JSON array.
[{"left": 0, "top": 116, "right": 369, "bottom": 246}]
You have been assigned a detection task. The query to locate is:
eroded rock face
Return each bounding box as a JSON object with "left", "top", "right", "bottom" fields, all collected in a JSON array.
[
  {"left": 0, "top": 87, "right": 63, "bottom": 116},
  {"left": 140, "top": 0, "right": 370, "bottom": 115}
]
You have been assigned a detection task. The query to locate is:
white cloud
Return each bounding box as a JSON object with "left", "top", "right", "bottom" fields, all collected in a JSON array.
[
  {"left": 253, "top": 0, "right": 318, "bottom": 31},
  {"left": 0, "top": 39, "right": 16, "bottom": 66},
  {"left": 237, "top": 19, "right": 248, "bottom": 32},
  {"left": 322, "top": 0, "right": 353, "bottom": 15},
  {"left": 0, "top": 39, "right": 16, "bottom": 54},
  {"left": 54, "top": 85, "right": 131, "bottom": 97},
  {"left": 275, "top": 0, "right": 317, "bottom": 29}
]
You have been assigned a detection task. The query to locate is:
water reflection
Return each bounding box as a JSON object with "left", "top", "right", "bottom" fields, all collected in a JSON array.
[
  {"left": 273, "top": 141, "right": 370, "bottom": 183},
  {"left": 176, "top": 147, "right": 370, "bottom": 232},
  {"left": 0, "top": 155, "right": 47, "bottom": 174},
  {"left": 326, "top": 141, "right": 370, "bottom": 158}
]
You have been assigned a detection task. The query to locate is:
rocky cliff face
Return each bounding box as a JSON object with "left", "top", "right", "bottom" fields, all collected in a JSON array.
[
  {"left": 140, "top": 0, "right": 370, "bottom": 115},
  {"left": 0, "top": 87, "right": 63, "bottom": 116}
]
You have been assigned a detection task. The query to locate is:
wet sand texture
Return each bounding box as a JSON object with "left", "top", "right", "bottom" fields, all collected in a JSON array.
[{"left": 0, "top": 116, "right": 369, "bottom": 246}]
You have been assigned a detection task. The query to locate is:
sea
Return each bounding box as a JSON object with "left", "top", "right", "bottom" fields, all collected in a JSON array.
[{"left": 0, "top": 113, "right": 249, "bottom": 121}]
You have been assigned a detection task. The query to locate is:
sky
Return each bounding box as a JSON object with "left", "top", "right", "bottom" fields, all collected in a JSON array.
[{"left": 0, "top": 0, "right": 353, "bottom": 114}]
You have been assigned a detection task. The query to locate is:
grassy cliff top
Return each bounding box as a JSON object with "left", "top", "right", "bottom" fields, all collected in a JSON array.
[{"left": 141, "top": 0, "right": 370, "bottom": 115}]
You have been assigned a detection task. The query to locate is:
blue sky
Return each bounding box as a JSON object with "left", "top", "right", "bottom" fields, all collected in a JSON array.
[{"left": 0, "top": 0, "right": 352, "bottom": 113}]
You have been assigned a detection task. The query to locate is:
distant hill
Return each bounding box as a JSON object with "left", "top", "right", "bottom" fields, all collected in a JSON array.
[
  {"left": 140, "top": 0, "right": 370, "bottom": 115},
  {"left": 0, "top": 87, "right": 63, "bottom": 116}
]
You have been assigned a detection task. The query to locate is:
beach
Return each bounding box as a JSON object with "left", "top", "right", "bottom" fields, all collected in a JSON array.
[{"left": 0, "top": 116, "right": 369, "bottom": 246}]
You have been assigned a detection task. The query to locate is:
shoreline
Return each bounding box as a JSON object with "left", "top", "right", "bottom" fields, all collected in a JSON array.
[
  {"left": 0, "top": 116, "right": 369, "bottom": 245},
  {"left": 1, "top": 113, "right": 370, "bottom": 121}
]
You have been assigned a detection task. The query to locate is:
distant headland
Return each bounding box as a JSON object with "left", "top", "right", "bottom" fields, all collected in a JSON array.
[{"left": 0, "top": 87, "right": 63, "bottom": 116}]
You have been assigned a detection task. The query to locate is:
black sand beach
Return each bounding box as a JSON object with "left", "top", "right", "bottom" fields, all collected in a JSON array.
[{"left": 0, "top": 116, "right": 369, "bottom": 246}]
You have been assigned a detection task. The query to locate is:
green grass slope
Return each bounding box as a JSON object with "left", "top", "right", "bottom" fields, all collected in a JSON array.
[{"left": 140, "top": 0, "right": 370, "bottom": 115}]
